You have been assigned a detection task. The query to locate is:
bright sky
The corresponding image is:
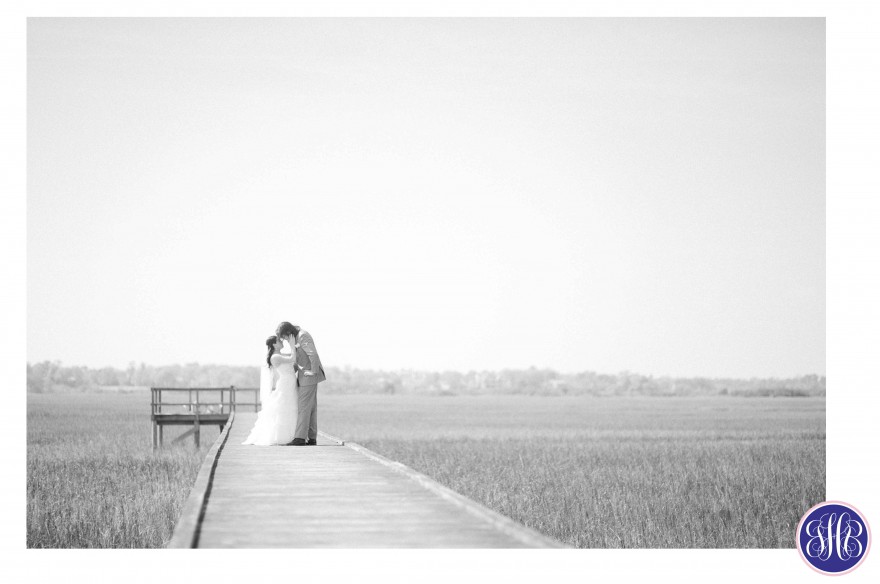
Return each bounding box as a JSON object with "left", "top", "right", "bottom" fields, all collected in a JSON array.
[{"left": 27, "top": 18, "right": 824, "bottom": 377}]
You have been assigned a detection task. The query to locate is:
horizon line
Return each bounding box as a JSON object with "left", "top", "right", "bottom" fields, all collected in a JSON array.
[{"left": 25, "top": 359, "right": 826, "bottom": 381}]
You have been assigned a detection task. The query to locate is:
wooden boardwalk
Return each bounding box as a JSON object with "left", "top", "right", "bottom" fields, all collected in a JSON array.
[{"left": 169, "top": 411, "right": 565, "bottom": 548}]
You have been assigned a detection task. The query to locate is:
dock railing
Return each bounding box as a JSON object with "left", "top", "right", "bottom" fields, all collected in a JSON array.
[{"left": 150, "top": 386, "right": 260, "bottom": 449}]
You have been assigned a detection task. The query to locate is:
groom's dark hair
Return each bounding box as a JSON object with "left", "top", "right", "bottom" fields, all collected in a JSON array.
[{"left": 276, "top": 321, "right": 301, "bottom": 339}]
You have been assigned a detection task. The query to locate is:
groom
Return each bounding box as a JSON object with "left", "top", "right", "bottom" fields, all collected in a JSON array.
[{"left": 276, "top": 321, "right": 326, "bottom": 446}]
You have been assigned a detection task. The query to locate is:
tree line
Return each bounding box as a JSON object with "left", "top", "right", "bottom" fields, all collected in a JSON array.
[{"left": 26, "top": 361, "right": 825, "bottom": 397}]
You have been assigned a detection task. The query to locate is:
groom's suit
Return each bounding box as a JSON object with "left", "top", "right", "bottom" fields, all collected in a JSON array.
[{"left": 293, "top": 330, "right": 326, "bottom": 442}]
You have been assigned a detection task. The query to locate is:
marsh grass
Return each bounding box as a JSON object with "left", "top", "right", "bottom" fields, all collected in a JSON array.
[
  {"left": 27, "top": 392, "right": 218, "bottom": 548},
  {"left": 320, "top": 394, "right": 825, "bottom": 548},
  {"left": 28, "top": 392, "right": 824, "bottom": 548}
]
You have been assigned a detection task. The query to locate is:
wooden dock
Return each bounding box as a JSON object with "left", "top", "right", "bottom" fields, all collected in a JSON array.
[
  {"left": 169, "top": 411, "right": 565, "bottom": 548},
  {"left": 150, "top": 387, "right": 260, "bottom": 449}
]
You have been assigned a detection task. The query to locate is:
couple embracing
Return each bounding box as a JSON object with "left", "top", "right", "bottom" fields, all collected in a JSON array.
[{"left": 242, "top": 322, "right": 326, "bottom": 446}]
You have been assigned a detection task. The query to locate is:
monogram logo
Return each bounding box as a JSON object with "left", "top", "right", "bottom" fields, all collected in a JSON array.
[{"left": 798, "top": 502, "right": 871, "bottom": 575}]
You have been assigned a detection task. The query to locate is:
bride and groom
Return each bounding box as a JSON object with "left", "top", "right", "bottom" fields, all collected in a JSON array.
[{"left": 243, "top": 321, "right": 326, "bottom": 446}]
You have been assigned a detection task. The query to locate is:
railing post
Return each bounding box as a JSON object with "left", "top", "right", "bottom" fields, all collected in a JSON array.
[
  {"left": 194, "top": 390, "right": 201, "bottom": 448},
  {"left": 159, "top": 388, "right": 164, "bottom": 447},
  {"left": 151, "top": 388, "right": 157, "bottom": 451}
]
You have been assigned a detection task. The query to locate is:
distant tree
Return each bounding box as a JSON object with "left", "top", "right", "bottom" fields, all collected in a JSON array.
[
  {"left": 96, "top": 367, "right": 120, "bottom": 386},
  {"left": 24, "top": 361, "right": 827, "bottom": 397}
]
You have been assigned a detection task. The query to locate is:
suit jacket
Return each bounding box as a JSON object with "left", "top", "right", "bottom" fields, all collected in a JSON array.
[{"left": 295, "top": 330, "right": 326, "bottom": 386}]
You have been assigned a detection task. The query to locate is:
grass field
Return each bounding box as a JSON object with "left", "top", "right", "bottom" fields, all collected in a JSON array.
[
  {"left": 319, "top": 394, "right": 825, "bottom": 548},
  {"left": 27, "top": 392, "right": 824, "bottom": 548},
  {"left": 27, "top": 392, "right": 219, "bottom": 548}
]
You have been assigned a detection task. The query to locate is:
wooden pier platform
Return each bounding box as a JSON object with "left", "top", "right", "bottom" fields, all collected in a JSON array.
[{"left": 169, "top": 411, "right": 565, "bottom": 548}]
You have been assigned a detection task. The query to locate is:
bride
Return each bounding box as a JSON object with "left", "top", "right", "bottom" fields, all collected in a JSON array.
[{"left": 242, "top": 335, "right": 300, "bottom": 445}]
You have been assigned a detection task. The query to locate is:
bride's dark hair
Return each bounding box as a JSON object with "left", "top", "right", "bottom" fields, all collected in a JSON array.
[{"left": 265, "top": 335, "right": 278, "bottom": 367}]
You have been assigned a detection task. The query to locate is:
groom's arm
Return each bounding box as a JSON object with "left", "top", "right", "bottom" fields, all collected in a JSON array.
[{"left": 299, "top": 332, "right": 319, "bottom": 376}]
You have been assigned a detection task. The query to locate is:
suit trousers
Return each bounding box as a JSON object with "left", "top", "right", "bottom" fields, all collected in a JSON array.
[{"left": 295, "top": 382, "right": 318, "bottom": 441}]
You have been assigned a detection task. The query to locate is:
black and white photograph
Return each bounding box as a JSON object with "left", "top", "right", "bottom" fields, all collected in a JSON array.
[{"left": 7, "top": 3, "right": 879, "bottom": 583}]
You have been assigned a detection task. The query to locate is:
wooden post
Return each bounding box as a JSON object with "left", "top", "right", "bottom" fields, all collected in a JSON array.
[
  {"left": 158, "top": 388, "right": 163, "bottom": 448},
  {"left": 194, "top": 390, "right": 200, "bottom": 448},
  {"left": 151, "top": 388, "right": 157, "bottom": 451},
  {"left": 220, "top": 388, "right": 224, "bottom": 415},
  {"left": 254, "top": 388, "right": 259, "bottom": 412}
]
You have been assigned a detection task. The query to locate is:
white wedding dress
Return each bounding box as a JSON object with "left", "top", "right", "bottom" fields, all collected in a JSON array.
[{"left": 242, "top": 361, "right": 299, "bottom": 445}]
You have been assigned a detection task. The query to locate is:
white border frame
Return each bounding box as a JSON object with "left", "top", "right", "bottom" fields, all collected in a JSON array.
[{"left": 4, "top": 2, "right": 878, "bottom": 583}]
